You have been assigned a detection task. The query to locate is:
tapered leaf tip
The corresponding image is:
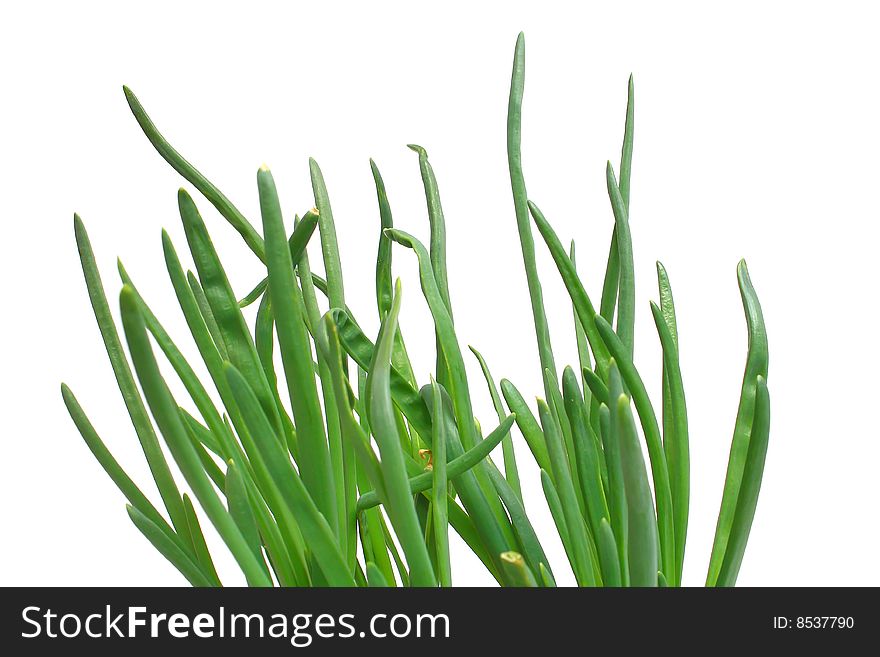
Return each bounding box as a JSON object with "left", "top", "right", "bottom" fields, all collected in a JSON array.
[
  {"left": 526, "top": 200, "right": 544, "bottom": 224},
  {"left": 176, "top": 186, "right": 193, "bottom": 205},
  {"left": 736, "top": 259, "right": 753, "bottom": 289},
  {"left": 406, "top": 144, "right": 427, "bottom": 157},
  {"left": 122, "top": 85, "right": 136, "bottom": 104},
  {"left": 119, "top": 284, "right": 139, "bottom": 317}
]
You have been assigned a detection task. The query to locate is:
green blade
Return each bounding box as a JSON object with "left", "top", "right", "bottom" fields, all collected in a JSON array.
[
  {"left": 595, "top": 518, "right": 622, "bottom": 588},
  {"left": 61, "top": 384, "right": 181, "bottom": 549},
  {"left": 605, "top": 163, "right": 635, "bottom": 357},
  {"left": 385, "top": 229, "right": 479, "bottom": 452},
  {"left": 309, "top": 159, "right": 346, "bottom": 311},
  {"left": 73, "top": 215, "right": 189, "bottom": 541},
  {"left": 527, "top": 201, "right": 610, "bottom": 371},
  {"left": 224, "top": 363, "right": 354, "bottom": 586},
  {"left": 716, "top": 376, "right": 771, "bottom": 587},
  {"left": 469, "top": 346, "right": 521, "bottom": 499},
  {"left": 122, "top": 86, "right": 265, "bottom": 261},
  {"left": 499, "top": 379, "right": 551, "bottom": 473},
  {"left": 181, "top": 493, "right": 222, "bottom": 586},
  {"left": 538, "top": 397, "right": 596, "bottom": 586},
  {"left": 226, "top": 364, "right": 354, "bottom": 586},
  {"left": 599, "top": 75, "right": 634, "bottom": 324},
  {"left": 225, "top": 459, "right": 270, "bottom": 579},
  {"left": 119, "top": 286, "right": 271, "bottom": 586},
  {"left": 178, "top": 189, "right": 282, "bottom": 438},
  {"left": 706, "top": 260, "right": 769, "bottom": 586},
  {"left": 506, "top": 33, "right": 558, "bottom": 393},
  {"left": 561, "top": 366, "right": 610, "bottom": 538},
  {"left": 258, "top": 166, "right": 336, "bottom": 534},
  {"left": 650, "top": 298, "right": 689, "bottom": 586},
  {"left": 367, "top": 279, "right": 436, "bottom": 587},
  {"left": 616, "top": 393, "right": 659, "bottom": 587},
  {"left": 595, "top": 317, "right": 675, "bottom": 582},
  {"left": 430, "top": 377, "right": 451, "bottom": 587},
  {"left": 126, "top": 505, "right": 216, "bottom": 587}
]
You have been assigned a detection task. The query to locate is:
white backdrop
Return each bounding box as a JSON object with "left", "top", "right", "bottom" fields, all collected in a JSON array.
[{"left": 2, "top": 0, "right": 878, "bottom": 586}]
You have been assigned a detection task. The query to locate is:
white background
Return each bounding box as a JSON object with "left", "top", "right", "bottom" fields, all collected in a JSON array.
[{"left": 2, "top": 1, "right": 878, "bottom": 586}]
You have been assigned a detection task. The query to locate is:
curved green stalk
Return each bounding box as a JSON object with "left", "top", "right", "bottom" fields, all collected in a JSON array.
[
  {"left": 469, "top": 346, "right": 521, "bottom": 498},
  {"left": 507, "top": 32, "right": 558, "bottom": 394},
  {"left": 707, "top": 260, "right": 769, "bottom": 586},
  {"left": 527, "top": 201, "right": 610, "bottom": 370},
  {"left": 258, "top": 167, "right": 336, "bottom": 534},
  {"left": 538, "top": 398, "right": 596, "bottom": 586},
  {"left": 561, "top": 366, "right": 609, "bottom": 537},
  {"left": 309, "top": 159, "right": 346, "bottom": 311},
  {"left": 616, "top": 394, "right": 659, "bottom": 587},
  {"left": 384, "top": 229, "right": 478, "bottom": 451},
  {"left": 122, "top": 86, "right": 265, "bottom": 261},
  {"left": 408, "top": 145, "right": 452, "bottom": 317},
  {"left": 717, "top": 376, "right": 771, "bottom": 586},
  {"left": 569, "top": 242, "right": 593, "bottom": 407},
  {"left": 73, "top": 216, "right": 190, "bottom": 543},
  {"left": 605, "top": 163, "right": 635, "bottom": 357},
  {"left": 500, "top": 379, "right": 551, "bottom": 472},
  {"left": 224, "top": 363, "right": 354, "bottom": 586},
  {"left": 178, "top": 189, "right": 282, "bottom": 437},
  {"left": 599, "top": 75, "right": 634, "bottom": 323},
  {"left": 368, "top": 279, "right": 436, "bottom": 587},
  {"left": 650, "top": 300, "right": 689, "bottom": 585},
  {"left": 371, "top": 159, "right": 395, "bottom": 318},
  {"left": 328, "top": 308, "right": 434, "bottom": 450},
  {"left": 119, "top": 286, "right": 271, "bottom": 586},
  {"left": 595, "top": 317, "right": 675, "bottom": 582}
]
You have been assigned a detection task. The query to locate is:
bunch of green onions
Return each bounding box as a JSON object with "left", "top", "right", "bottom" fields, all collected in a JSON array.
[{"left": 63, "top": 33, "right": 769, "bottom": 587}]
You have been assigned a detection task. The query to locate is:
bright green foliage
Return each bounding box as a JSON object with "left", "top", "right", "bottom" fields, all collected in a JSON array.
[{"left": 63, "top": 33, "right": 770, "bottom": 587}]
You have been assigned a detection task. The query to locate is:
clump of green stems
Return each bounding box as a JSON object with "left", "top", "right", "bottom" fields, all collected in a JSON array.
[{"left": 63, "top": 33, "right": 769, "bottom": 588}]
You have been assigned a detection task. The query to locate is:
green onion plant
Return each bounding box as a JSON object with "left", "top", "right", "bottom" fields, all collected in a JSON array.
[{"left": 63, "top": 33, "right": 770, "bottom": 587}]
